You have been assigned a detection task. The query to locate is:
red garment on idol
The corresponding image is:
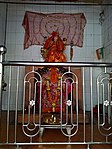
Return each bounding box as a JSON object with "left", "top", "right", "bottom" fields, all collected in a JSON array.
[{"left": 43, "top": 32, "right": 66, "bottom": 62}]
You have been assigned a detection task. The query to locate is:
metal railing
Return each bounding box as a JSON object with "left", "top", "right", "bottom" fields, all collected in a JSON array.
[{"left": 0, "top": 46, "right": 112, "bottom": 149}]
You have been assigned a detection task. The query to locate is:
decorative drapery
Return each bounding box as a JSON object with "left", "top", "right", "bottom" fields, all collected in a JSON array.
[{"left": 22, "top": 11, "right": 86, "bottom": 49}]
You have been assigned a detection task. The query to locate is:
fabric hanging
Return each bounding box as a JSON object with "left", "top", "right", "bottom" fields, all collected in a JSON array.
[{"left": 22, "top": 11, "right": 86, "bottom": 49}]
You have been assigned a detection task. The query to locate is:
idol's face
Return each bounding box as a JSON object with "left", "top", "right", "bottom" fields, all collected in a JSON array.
[{"left": 54, "top": 35, "right": 58, "bottom": 42}]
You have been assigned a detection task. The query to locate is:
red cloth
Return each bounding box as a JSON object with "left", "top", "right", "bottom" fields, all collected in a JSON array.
[
  {"left": 44, "top": 35, "right": 64, "bottom": 52},
  {"left": 22, "top": 11, "right": 86, "bottom": 49}
]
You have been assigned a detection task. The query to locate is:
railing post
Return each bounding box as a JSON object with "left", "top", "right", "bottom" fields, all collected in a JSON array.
[
  {"left": 0, "top": 45, "right": 7, "bottom": 144},
  {"left": 87, "top": 144, "right": 90, "bottom": 149}
]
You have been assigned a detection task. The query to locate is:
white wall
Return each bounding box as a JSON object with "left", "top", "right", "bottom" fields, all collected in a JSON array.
[
  {"left": 5, "top": 4, "right": 102, "bottom": 62},
  {"left": 1, "top": 2, "right": 103, "bottom": 111},
  {"left": 101, "top": 3, "right": 112, "bottom": 62},
  {"left": 0, "top": 3, "right": 6, "bottom": 45}
]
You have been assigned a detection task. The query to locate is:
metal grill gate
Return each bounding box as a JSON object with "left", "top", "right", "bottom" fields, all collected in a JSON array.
[{"left": 0, "top": 47, "right": 112, "bottom": 149}]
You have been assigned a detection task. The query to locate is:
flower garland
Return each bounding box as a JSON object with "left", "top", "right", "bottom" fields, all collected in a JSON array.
[{"left": 46, "top": 68, "right": 61, "bottom": 112}]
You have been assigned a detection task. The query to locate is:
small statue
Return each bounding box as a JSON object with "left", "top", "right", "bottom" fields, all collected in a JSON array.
[{"left": 41, "top": 31, "right": 67, "bottom": 62}]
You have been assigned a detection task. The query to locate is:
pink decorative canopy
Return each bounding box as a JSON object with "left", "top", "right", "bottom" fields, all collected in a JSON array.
[{"left": 22, "top": 11, "right": 86, "bottom": 49}]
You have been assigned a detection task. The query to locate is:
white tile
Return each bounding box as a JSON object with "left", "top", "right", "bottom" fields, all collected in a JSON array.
[
  {"left": 85, "top": 12, "right": 94, "bottom": 23},
  {"left": 109, "top": 26, "right": 112, "bottom": 41},
  {"left": 7, "top": 21, "right": 16, "bottom": 33},
  {"left": 7, "top": 14, "right": 17, "bottom": 22},
  {"left": 86, "top": 23, "right": 94, "bottom": 34},
  {"left": 16, "top": 10, "right": 25, "bottom": 16},
  {"left": 15, "top": 32, "right": 24, "bottom": 44},
  {"left": 23, "top": 55, "right": 33, "bottom": 61},
  {"left": 25, "top": 3, "right": 33, "bottom": 10},
  {"left": 93, "top": 35, "right": 102, "bottom": 47},
  {"left": 16, "top": 22, "right": 24, "bottom": 33},
  {"left": 86, "top": 34, "right": 93, "bottom": 47},
  {"left": 86, "top": 6, "right": 94, "bottom": 13},
  {"left": 32, "top": 5, "right": 41, "bottom": 12},
  {"left": 7, "top": 43, "right": 16, "bottom": 52},
  {"left": 108, "top": 6, "right": 112, "bottom": 16},
  {"left": 17, "top": 14, "right": 24, "bottom": 22},
  {"left": 93, "top": 23, "right": 101, "bottom": 35},
  {"left": 93, "top": 6, "right": 101, "bottom": 12},
  {"left": 6, "top": 33, "right": 16, "bottom": 44},
  {"left": 8, "top": 4, "right": 17, "bottom": 11},
  {"left": 93, "top": 12, "right": 100, "bottom": 23},
  {"left": 16, "top": 4, "right": 25, "bottom": 11}
]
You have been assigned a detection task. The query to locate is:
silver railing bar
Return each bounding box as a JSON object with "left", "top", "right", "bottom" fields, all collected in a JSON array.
[
  {"left": 0, "top": 142, "right": 112, "bottom": 145},
  {"left": 0, "top": 63, "right": 3, "bottom": 143},
  {"left": 108, "top": 82, "right": 111, "bottom": 125},
  {"left": 28, "top": 82, "right": 31, "bottom": 126},
  {"left": 90, "top": 67, "right": 94, "bottom": 142},
  {"left": 14, "top": 66, "right": 20, "bottom": 143},
  {"left": 6, "top": 66, "right": 12, "bottom": 143},
  {"left": 103, "top": 83, "right": 106, "bottom": 125},
  {"left": 82, "top": 67, "right": 86, "bottom": 142},
  {"left": 33, "top": 81, "right": 37, "bottom": 124},
  {"left": 2, "top": 61, "right": 112, "bottom": 67},
  {"left": 97, "top": 72, "right": 100, "bottom": 136},
  {"left": 104, "top": 67, "right": 107, "bottom": 73}
]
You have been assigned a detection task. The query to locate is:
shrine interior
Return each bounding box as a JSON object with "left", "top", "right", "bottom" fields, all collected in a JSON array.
[
  {"left": 0, "top": 0, "right": 112, "bottom": 148},
  {"left": 0, "top": 0, "right": 111, "bottom": 111}
]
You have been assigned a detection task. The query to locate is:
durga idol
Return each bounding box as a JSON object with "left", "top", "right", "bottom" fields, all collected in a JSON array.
[
  {"left": 41, "top": 31, "right": 67, "bottom": 62},
  {"left": 40, "top": 31, "right": 67, "bottom": 114}
]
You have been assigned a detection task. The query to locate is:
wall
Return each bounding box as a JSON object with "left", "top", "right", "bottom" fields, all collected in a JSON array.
[
  {"left": 4, "top": 3, "right": 102, "bottom": 62},
  {"left": 1, "top": 2, "right": 102, "bottom": 110},
  {"left": 101, "top": 2, "right": 112, "bottom": 62},
  {"left": 0, "top": 3, "right": 6, "bottom": 45}
]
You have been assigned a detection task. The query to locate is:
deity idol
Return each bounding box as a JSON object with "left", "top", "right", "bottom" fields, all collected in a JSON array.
[
  {"left": 40, "top": 32, "right": 68, "bottom": 115},
  {"left": 41, "top": 31, "right": 67, "bottom": 62}
]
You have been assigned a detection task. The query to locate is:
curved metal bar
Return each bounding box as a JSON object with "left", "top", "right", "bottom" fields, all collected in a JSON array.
[
  {"left": 60, "top": 68, "right": 79, "bottom": 137},
  {"left": 97, "top": 71, "right": 112, "bottom": 137},
  {"left": 22, "top": 70, "right": 42, "bottom": 138}
]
